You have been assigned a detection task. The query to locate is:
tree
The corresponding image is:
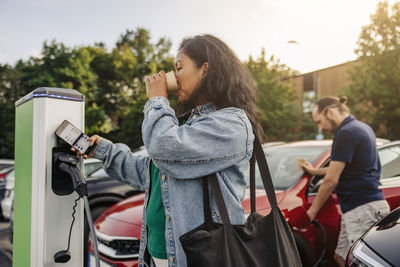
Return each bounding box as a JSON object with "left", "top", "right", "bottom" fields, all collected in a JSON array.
[
  {"left": 101, "top": 28, "right": 175, "bottom": 149},
  {"left": 245, "top": 49, "right": 301, "bottom": 141},
  {"left": 0, "top": 28, "right": 175, "bottom": 158},
  {"left": 342, "top": 1, "right": 400, "bottom": 139},
  {"left": 0, "top": 64, "right": 24, "bottom": 158}
]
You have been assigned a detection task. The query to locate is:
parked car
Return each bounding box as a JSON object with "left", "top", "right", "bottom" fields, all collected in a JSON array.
[
  {"left": 1, "top": 169, "right": 14, "bottom": 220},
  {"left": 90, "top": 140, "right": 400, "bottom": 267},
  {"left": 0, "top": 159, "right": 14, "bottom": 171},
  {"left": 346, "top": 207, "right": 400, "bottom": 266},
  {"left": 0, "top": 159, "right": 14, "bottom": 221}
]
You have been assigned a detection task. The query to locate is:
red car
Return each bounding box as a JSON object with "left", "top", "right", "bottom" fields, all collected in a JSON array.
[{"left": 89, "top": 140, "right": 400, "bottom": 267}]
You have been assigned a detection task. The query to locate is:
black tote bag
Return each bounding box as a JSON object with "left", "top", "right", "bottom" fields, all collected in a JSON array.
[{"left": 179, "top": 135, "right": 302, "bottom": 267}]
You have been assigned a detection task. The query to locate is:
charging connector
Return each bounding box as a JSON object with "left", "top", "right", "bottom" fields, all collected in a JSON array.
[{"left": 54, "top": 153, "right": 100, "bottom": 267}]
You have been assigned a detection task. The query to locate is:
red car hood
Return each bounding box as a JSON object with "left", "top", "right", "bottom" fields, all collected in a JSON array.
[
  {"left": 97, "top": 189, "right": 286, "bottom": 226},
  {"left": 98, "top": 193, "right": 145, "bottom": 226}
]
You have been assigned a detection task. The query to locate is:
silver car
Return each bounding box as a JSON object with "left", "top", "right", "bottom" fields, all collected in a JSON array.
[{"left": 1, "top": 169, "right": 14, "bottom": 220}]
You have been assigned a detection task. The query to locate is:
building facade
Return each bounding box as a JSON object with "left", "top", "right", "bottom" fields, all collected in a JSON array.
[{"left": 284, "top": 60, "right": 360, "bottom": 111}]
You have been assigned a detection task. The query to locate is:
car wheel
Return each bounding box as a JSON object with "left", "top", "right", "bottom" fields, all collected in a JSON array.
[
  {"left": 293, "top": 233, "right": 315, "bottom": 267},
  {"left": 84, "top": 205, "right": 110, "bottom": 267}
]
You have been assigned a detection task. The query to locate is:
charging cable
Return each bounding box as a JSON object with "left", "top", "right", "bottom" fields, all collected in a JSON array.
[
  {"left": 55, "top": 154, "right": 100, "bottom": 267},
  {"left": 311, "top": 220, "right": 327, "bottom": 267}
]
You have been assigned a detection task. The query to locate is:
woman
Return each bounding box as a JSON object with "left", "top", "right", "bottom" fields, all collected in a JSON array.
[{"left": 86, "top": 34, "right": 263, "bottom": 267}]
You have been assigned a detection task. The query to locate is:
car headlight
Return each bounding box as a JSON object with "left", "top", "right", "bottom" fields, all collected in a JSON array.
[{"left": 346, "top": 240, "right": 390, "bottom": 267}]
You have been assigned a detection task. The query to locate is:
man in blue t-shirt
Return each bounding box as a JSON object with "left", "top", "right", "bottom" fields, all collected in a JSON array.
[{"left": 301, "top": 96, "right": 390, "bottom": 267}]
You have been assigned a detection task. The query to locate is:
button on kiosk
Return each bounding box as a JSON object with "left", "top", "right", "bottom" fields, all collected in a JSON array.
[{"left": 14, "top": 88, "right": 99, "bottom": 267}]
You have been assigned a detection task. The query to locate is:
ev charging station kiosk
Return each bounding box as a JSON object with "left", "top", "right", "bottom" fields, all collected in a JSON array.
[{"left": 14, "top": 87, "right": 85, "bottom": 267}]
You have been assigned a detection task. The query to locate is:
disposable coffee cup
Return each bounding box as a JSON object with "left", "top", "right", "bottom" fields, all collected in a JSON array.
[
  {"left": 166, "top": 71, "right": 179, "bottom": 92},
  {"left": 297, "top": 158, "right": 306, "bottom": 170}
]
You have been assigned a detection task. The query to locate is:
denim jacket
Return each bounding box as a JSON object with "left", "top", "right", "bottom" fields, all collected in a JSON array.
[{"left": 93, "top": 97, "right": 254, "bottom": 267}]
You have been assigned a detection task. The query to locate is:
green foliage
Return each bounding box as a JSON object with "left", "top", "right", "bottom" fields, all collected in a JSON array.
[
  {"left": 245, "top": 49, "right": 301, "bottom": 141},
  {"left": 101, "top": 29, "right": 175, "bottom": 149},
  {"left": 0, "top": 28, "right": 175, "bottom": 157},
  {"left": 342, "top": 1, "right": 400, "bottom": 139},
  {"left": 0, "top": 64, "right": 20, "bottom": 158}
]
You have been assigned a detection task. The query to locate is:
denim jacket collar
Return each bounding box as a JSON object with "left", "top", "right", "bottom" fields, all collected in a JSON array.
[
  {"left": 193, "top": 102, "right": 216, "bottom": 115},
  {"left": 188, "top": 102, "right": 216, "bottom": 121},
  {"left": 177, "top": 103, "right": 216, "bottom": 122}
]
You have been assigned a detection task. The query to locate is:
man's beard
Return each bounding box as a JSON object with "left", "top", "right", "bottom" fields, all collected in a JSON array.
[{"left": 327, "top": 117, "right": 339, "bottom": 134}]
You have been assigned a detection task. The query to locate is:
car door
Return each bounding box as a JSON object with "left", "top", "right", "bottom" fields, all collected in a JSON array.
[{"left": 378, "top": 142, "right": 400, "bottom": 210}]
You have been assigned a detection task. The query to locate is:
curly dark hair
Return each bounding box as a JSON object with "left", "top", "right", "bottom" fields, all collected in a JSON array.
[{"left": 178, "top": 34, "right": 264, "bottom": 140}]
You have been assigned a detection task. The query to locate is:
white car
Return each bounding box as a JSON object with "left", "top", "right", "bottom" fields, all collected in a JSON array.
[
  {"left": 0, "top": 159, "right": 14, "bottom": 170},
  {"left": 1, "top": 169, "right": 14, "bottom": 220},
  {"left": 0, "top": 159, "right": 14, "bottom": 221}
]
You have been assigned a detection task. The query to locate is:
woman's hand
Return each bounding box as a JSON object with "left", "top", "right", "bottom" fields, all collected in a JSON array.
[
  {"left": 71, "top": 135, "right": 101, "bottom": 159},
  {"left": 144, "top": 71, "right": 168, "bottom": 99}
]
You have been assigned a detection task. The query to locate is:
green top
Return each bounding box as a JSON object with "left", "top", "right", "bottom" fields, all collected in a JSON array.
[
  {"left": 146, "top": 161, "right": 167, "bottom": 259},
  {"left": 146, "top": 120, "right": 186, "bottom": 259}
]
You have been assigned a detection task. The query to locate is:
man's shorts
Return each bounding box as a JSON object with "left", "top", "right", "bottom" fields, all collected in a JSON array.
[{"left": 335, "top": 200, "right": 390, "bottom": 260}]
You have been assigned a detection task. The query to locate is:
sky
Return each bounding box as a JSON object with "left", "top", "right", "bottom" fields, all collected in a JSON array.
[{"left": 0, "top": 0, "right": 397, "bottom": 73}]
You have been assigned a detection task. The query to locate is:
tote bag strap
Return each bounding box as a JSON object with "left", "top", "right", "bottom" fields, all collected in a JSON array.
[
  {"left": 250, "top": 153, "right": 256, "bottom": 212},
  {"left": 251, "top": 134, "right": 278, "bottom": 209},
  {"left": 201, "top": 133, "right": 279, "bottom": 225},
  {"left": 202, "top": 176, "right": 215, "bottom": 226},
  {"left": 202, "top": 174, "right": 232, "bottom": 225}
]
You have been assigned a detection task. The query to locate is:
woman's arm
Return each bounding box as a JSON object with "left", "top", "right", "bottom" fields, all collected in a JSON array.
[
  {"left": 142, "top": 97, "right": 254, "bottom": 178},
  {"left": 92, "top": 137, "right": 150, "bottom": 191}
]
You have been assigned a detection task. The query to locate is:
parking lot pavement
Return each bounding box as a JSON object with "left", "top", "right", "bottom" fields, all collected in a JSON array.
[{"left": 0, "top": 221, "right": 12, "bottom": 267}]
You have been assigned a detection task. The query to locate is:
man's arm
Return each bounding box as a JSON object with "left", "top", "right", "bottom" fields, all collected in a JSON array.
[{"left": 307, "top": 161, "right": 346, "bottom": 221}]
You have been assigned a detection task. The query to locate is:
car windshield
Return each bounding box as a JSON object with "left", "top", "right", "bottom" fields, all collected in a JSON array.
[
  {"left": 378, "top": 145, "right": 400, "bottom": 178},
  {"left": 244, "top": 145, "right": 329, "bottom": 190}
]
